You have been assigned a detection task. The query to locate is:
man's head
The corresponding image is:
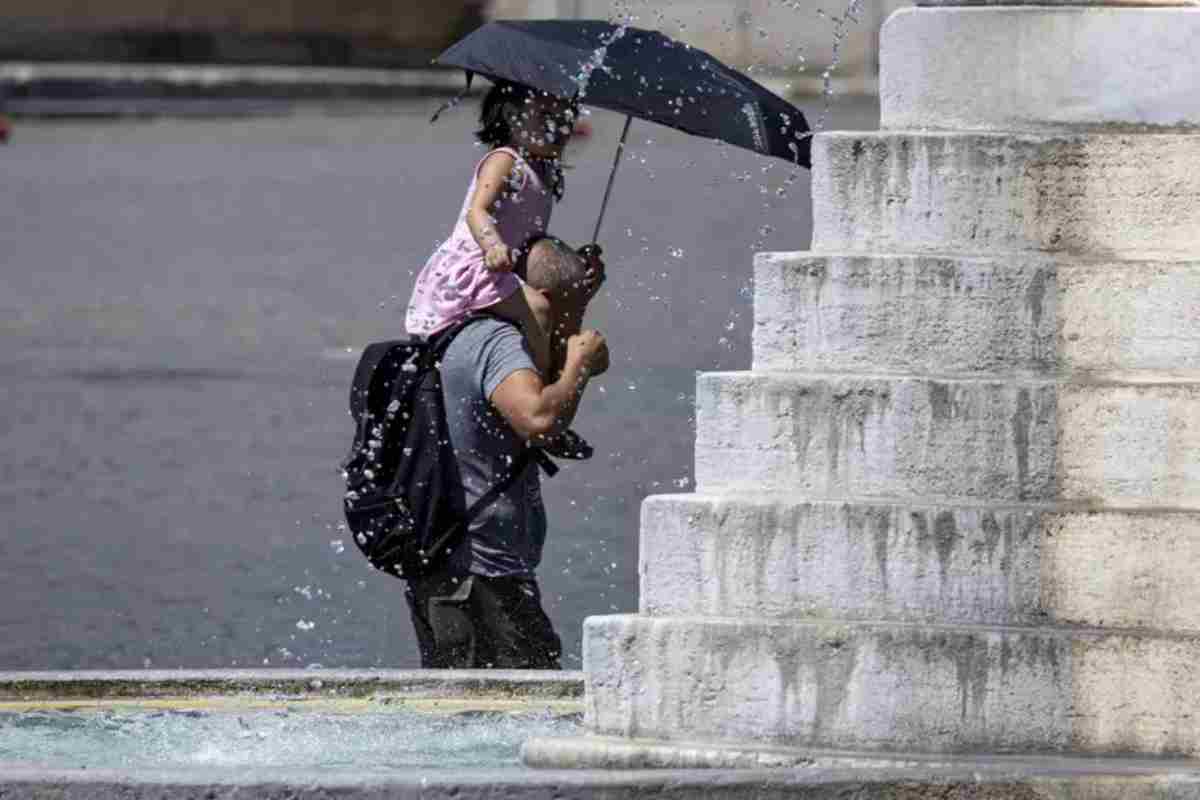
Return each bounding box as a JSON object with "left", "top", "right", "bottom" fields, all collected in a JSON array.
[{"left": 516, "top": 236, "right": 600, "bottom": 307}]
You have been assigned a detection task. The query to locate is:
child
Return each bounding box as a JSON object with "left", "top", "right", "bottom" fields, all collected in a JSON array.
[{"left": 406, "top": 80, "right": 580, "bottom": 377}]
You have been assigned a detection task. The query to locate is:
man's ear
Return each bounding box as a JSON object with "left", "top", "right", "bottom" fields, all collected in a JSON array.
[{"left": 526, "top": 287, "right": 552, "bottom": 315}]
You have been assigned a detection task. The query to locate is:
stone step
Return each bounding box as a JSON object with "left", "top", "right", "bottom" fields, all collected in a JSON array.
[
  {"left": 694, "top": 372, "right": 1200, "bottom": 508},
  {"left": 583, "top": 614, "right": 1200, "bottom": 757},
  {"left": 810, "top": 132, "right": 1200, "bottom": 256},
  {"left": 881, "top": 6, "right": 1200, "bottom": 132},
  {"left": 638, "top": 493, "right": 1200, "bottom": 632},
  {"left": 753, "top": 251, "right": 1200, "bottom": 377}
]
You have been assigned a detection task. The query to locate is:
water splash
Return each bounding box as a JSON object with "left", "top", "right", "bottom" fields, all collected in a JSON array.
[
  {"left": 570, "top": 22, "right": 630, "bottom": 100},
  {"left": 815, "top": 0, "right": 868, "bottom": 131}
]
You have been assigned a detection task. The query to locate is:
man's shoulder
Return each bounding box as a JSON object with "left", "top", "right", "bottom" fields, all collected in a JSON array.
[
  {"left": 441, "top": 316, "right": 535, "bottom": 396},
  {"left": 444, "top": 316, "right": 522, "bottom": 358}
]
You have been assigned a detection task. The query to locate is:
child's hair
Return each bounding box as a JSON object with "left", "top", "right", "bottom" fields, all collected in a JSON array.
[
  {"left": 476, "top": 80, "right": 572, "bottom": 201},
  {"left": 476, "top": 80, "right": 537, "bottom": 150}
]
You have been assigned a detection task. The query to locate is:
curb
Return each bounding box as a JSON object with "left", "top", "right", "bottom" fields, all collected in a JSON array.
[{"left": 0, "top": 668, "right": 585, "bottom": 701}]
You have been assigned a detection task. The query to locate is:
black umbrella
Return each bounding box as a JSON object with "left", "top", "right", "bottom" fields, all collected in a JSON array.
[{"left": 435, "top": 20, "right": 811, "bottom": 244}]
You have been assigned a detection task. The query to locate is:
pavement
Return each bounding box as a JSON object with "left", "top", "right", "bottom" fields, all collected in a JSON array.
[
  {"left": 0, "top": 60, "right": 878, "bottom": 118},
  {"left": 0, "top": 98, "right": 882, "bottom": 673}
]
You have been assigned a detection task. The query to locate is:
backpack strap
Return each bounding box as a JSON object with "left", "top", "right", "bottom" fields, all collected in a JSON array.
[
  {"left": 417, "top": 313, "right": 560, "bottom": 564},
  {"left": 421, "top": 446, "right": 550, "bottom": 565}
]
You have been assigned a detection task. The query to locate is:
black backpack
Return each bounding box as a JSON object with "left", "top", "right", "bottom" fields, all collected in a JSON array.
[{"left": 340, "top": 316, "right": 555, "bottom": 580}]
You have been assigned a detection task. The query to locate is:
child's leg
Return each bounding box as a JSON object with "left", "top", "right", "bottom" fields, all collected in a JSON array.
[{"left": 486, "top": 287, "right": 552, "bottom": 378}]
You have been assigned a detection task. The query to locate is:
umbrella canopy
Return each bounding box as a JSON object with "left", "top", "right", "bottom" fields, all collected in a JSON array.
[{"left": 436, "top": 19, "right": 811, "bottom": 168}]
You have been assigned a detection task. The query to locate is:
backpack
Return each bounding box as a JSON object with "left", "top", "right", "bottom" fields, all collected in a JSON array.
[{"left": 340, "top": 315, "right": 555, "bottom": 580}]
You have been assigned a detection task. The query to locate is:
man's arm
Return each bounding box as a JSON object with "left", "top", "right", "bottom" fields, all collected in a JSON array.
[
  {"left": 547, "top": 249, "right": 606, "bottom": 381},
  {"left": 491, "top": 331, "right": 608, "bottom": 441}
]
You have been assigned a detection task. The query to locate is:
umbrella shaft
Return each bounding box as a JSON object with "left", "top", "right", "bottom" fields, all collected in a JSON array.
[{"left": 592, "top": 115, "right": 633, "bottom": 245}]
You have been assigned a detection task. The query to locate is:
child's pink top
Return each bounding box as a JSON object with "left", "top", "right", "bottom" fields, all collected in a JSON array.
[{"left": 405, "top": 147, "right": 554, "bottom": 336}]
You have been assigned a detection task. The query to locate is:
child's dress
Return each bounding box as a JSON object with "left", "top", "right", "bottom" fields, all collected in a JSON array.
[{"left": 406, "top": 147, "right": 553, "bottom": 336}]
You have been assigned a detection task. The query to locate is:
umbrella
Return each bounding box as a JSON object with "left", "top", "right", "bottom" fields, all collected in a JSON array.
[{"left": 434, "top": 19, "right": 811, "bottom": 244}]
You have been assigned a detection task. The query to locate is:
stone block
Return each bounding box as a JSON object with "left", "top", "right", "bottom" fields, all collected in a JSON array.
[
  {"left": 639, "top": 494, "right": 1200, "bottom": 631},
  {"left": 1042, "top": 510, "right": 1200, "bottom": 630},
  {"left": 1058, "top": 383, "right": 1200, "bottom": 508},
  {"left": 638, "top": 494, "right": 1044, "bottom": 625},
  {"left": 811, "top": 132, "right": 1200, "bottom": 256},
  {"left": 695, "top": 373, "right": 1200, "bottom": 507},
  {"left": 583, "top": 614, "right": 1200, "bottom": 756},
  {"left": 753, "top": 252, "right": 1200, "bottom": 377},
  {"left": 881, "top": 7, "right": 1200, "bottom": 131},
  {"left": 694, "top": 373, "right": 1059, "bottom": 501}
]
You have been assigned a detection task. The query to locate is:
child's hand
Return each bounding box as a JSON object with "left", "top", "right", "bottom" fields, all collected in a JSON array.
[{"left": 485, "top": 243, "right": 514, "bottom": 272}]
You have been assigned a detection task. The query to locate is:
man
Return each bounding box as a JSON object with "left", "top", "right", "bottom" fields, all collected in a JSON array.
[{"left": 405, "top": 236, "right": 608, "bottom": 668}]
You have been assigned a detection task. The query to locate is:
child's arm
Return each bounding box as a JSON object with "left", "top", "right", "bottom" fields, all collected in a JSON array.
[{"left": 466, "top": 151, "right": 519, "bottom": 272}]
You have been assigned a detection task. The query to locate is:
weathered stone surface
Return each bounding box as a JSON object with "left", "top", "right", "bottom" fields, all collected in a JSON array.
[
  {"left": 695, "top": 373, "right": 1059, "bottom": 501},
  {"left": 639, "top": 495, "right": 1200, "bottom": 632},
  {"left": 882, "top": 7, "right": 1200, "bottom": 131},
  {"left": 11, "top": 762, "right": 1200, "bottom": 799},
  {"left": 1042, "top": 511, "right": 1200, "bottom": 630},
  {"left": 754, "top": 253, "right": 1200, "bottom": 377},
  {"left": 584, "top": 615, "right": 1200, "bottom": 756},
  {"left": 752, "top": 252, "right": 1056, "bottom": 375},
  {"left": 812, "top": 133, "right": 1200, "bottom": 256},
  {"left": 0, "top": 668, "right": 584, "bottom": 701},
  {"left": 1058, "top": 383, "right": 1200, "bottom": 508},
  {"left": 696, "top": 373, "right": 1200, "bottom": 507},
  {"left": 639, "top": 494, "right": 1043, "bottom": 625},
  {"left": 524, "top": 734, "right": 1200, "bottom": 778}
]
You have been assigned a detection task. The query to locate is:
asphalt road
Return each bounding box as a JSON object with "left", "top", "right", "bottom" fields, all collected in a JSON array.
[{"left": 0, "top": 95, "right": 877, "bottom": 669}]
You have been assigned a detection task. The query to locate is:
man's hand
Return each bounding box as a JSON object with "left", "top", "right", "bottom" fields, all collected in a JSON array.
[
  {"left": 491, "top": 330, "right": 606, "bottom": 441},
  {"left": 567, "top": 330, "right": 609, "bottom": 377}
]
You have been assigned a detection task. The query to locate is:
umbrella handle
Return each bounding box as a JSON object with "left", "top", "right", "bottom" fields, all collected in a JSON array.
[{"left": 590, "top": 114, "right": 633, "bottom": 245}]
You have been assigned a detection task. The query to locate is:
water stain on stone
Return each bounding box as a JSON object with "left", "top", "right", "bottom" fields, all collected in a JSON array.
[
  {"left": 933, "top": 511, "right": 962, "bottom": 583},
  {"left": 911, "top": 511, "right": 932, "bottom": 582},
  {"left": 929, "top": 382, "right": 954, "bottom": 421},
  {"left": 1025, "top": 266, "right": 1048, "bottom": 330},
  {"left": 951, "top": 635, "right": 991, "bottom": 724},
  {"left": 870, "top": 507, "right": 892, "bottom": 596},
  {"left": 1011, "top": 388, "right": 1033, "bottom": 500}
]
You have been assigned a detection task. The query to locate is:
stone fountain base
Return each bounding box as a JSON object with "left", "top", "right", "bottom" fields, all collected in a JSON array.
[{"left": 524, "top": 733, "right": 1200, "bottom": 777}]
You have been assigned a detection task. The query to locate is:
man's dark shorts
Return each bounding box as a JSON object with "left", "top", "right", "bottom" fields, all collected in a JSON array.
[{"left": 404, "top": 572, "right": 562, "bottom": 669}]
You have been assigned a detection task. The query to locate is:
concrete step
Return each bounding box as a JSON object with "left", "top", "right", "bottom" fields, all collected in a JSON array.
[
  {"left": 881, "top": 6, "right": 1200, "bottom": 132},
  {"left": 638, "top": 493, "right": 1200, "bottom": 631},
  {"left": 695, "top": 372, "right": 1200, "bottom": 508},
  {"left": 753, "top": 251, "right": 1200, "bottom": 377},
  {"left": 811, "top": 132, "right": 1200, "bottom": 256},
  {"left": 583, "top": 614, "right": 1200, "bottom": 757}
]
